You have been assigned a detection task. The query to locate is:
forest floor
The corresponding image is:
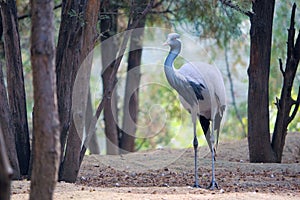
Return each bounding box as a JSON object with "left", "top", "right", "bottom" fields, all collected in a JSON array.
[{"left": 11, "top": 132, "right": 300, "bottom": 200}]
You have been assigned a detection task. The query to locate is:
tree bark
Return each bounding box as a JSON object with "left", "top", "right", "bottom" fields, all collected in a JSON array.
[
  {"left": 56, "top": 0, "right": 85, "bottom": 163},
  {"left": 0, "top": 126, "right": 13, "bottom": 200},
  {"left": 272, "top": 4, "right": 300, "bottom": 162},
  {"left": 29, "top": 0, "right": 60, "bottom": 199},
  {"left": 58, "top": 0, "right": 100, "bottom": 182},
  {"left": 0, "top": 62, "right": 20, "bottom": 180},
  {"left": 0, "top": 0, "right": 30, "bottom": 175},
  {"left": 86, "top": 89, "right": 100, "bottom": 154},
  {"left": 59, "top": 54, "right": 93, "bottom": 182},
  {"left": 247, "top": 0, "right": 276, "bottom": 162},
  {"left": 120, "top": 8, "right": 146, "bottom": 153},
  {"left": 100, "top": 0, "right": 120, "bottom": 155}
]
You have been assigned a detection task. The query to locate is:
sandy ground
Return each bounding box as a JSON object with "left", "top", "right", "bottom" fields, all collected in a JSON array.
[{"left": 11, "top": 132, "right": 300, "bottom": 200}]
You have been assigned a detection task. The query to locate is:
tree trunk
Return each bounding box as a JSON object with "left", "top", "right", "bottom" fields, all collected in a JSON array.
[
  {"left": 59, "top": 53, "right": 93, "bottom": 182},
  {"left": 272, "top": 4, "right": 300, "bottom": 162},
  {"left": 58, "top": 0, "right": 100, "bottom": 182},
  {"left": 247, "top": 0, "right": 276, "bottom": 162},
  {"left": 29, "top": 0, "right": 60, "bottom": 199},
  {"left": 86, "top": 89, "right": 101, "bottom": 154},
  {"left": 0, "top": 62, "right": 20, "bottom": 180},
  {"left": 100, "top": 0, "right": 119, "bottom": 155},
  {"left": 120, "top": 13, "right": 146, "bottom": 153},
  {"left": 56, "top": 0, "right": 85, "bottom": 163},
  {"left": 0, "top": 0, "right": 30, "bottom": 175},
  {"left": 0, "top": 127, "right": 13, "bottom": 200}
]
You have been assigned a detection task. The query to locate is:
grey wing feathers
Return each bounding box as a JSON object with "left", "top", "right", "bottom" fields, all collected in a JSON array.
[{"left": 188, "top": 81, "right": 205, "bottom": 100}]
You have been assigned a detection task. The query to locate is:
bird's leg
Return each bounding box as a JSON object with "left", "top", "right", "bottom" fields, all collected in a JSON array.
[
  {"left": 193, "top": 122, "right": 201, "bottom": 188},
  {"left": 208, "top": 122, "right": 218, "bottom": 190}
]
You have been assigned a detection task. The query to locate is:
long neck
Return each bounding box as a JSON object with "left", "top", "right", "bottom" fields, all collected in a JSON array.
[
  {"left": 164, "top": 49, "right": 180, "bottom": 69},
  {"left": 164, "top": 48, "right": 181, "bottom": 88}
]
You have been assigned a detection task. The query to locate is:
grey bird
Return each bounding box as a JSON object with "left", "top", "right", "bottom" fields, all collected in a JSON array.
[{"left": 163, "top": 33, "right": 226, "bottom": 189}]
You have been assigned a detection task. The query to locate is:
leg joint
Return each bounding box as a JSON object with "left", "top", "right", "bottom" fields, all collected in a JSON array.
[{"left": 193, "top": 136, "right": 198, "bottom": 148}]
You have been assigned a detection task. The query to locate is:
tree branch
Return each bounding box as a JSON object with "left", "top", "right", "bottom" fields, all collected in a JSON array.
[
  {"left": 279, "top": 58, "right": 285, "bottom": 75},
  {"left": 274, "top": 97, "right": 280, "bottom": 111},
  {"left": 150, "top": 0, "right": 175, "bottom": 15},
  {"left": 287, "top": 3, "right": 296, "bottom": 61},
  {"left": 17, "top": 3, "right": 62, "bottom": 20},
  {"left": 219, "top": 0, "right": 254, "bottom": 18},
  {"left": 152, "top": 0, "right": 164, "bottom": 9},
  {"left": 294, "top": 30, "right": 300, "bottom": 61},
  {"left": 288, "top": 86, "right": 300, "bottom": 124}
]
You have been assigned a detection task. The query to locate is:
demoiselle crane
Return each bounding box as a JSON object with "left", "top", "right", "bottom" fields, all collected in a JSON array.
[{"left": 163, "top": 33, "right": 226, "bottom": 189}]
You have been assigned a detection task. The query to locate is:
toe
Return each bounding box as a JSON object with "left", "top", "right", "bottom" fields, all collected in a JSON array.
[{"left": 207, "top": 181, "right": 218, "bottom": 190}]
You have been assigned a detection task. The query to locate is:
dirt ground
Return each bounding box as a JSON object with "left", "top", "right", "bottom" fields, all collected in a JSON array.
[{"left": 11, "top": 132, "right": 300, "bottom": 200}]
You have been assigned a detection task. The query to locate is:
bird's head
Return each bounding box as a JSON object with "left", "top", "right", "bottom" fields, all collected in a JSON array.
[{"left": 163, "top": 33, "right": 181, "bottom": 52}]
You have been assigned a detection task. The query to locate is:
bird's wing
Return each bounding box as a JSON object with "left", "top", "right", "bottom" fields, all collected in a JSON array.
[
  {"left": 181, "top": 62, "right": 226, "bottom": 106},
  {"left": 177, "top": 63, "right": 208, "bottom": 100},
  {"left": 177, "top": 62, "right": 208, "bottom": 86},
  {"left": 187, "top": 81, "right": 205, "bottom": 100}
]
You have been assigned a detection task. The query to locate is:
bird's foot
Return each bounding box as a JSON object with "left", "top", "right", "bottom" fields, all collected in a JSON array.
[
  {"left": 193, "top": 182, "right": 201, "bottom": 188},
  {"left": 207, "top": 180, "right": 218, "bottom": 190}
]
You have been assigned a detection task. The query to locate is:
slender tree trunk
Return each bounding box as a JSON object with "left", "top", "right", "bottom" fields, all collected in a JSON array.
[
  {"left": 120, "top": 15, "right": 146, "bottom": 153},
  {"left": 0, "top": 63, "right": 20, "bottom": 179},
  {"left": 59, "top": 53, "right": 93, "bottom": 182},
  {"left": 58, "top": 0, "right": 100, "bottom": 182},
  {"left": 86, "top": 89, "right": 100, "bottom": 154},
  {"left": 224, "top": 44, "right": 246, "bottom": 137},
  {"left": 0, "top": 0, "right": 30, "bottom": 175},
  {"left": 102, "top": 66, "right": 119, "bottom": 155},
  {"left": 272, "top": 4, "right": 300, "bottom": 162},
  {"left": 247, "top": 0, "right": 276, "bottom": 162},
  {"left": 56, "top": 0, "right": 83, "bottom": 163},
  {"left": 100, "top": 0, "right": 119, "bottom": 155},
  {"left": 29, "top": 0, "right": 60, "bottom": 199},
  {"left": 0, "top": 127, "right": 13, "bottom": 200}
]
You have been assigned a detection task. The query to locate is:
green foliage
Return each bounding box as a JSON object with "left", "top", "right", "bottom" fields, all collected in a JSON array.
[
  {"left": 135, "top": 70, "right": 187, "bottom": 150},
  {"left": 162, "top": 0, "right": 249, "bottom": 46},
  {"left": 222, "top": 102, "right": 247, "bottom": 140}
]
